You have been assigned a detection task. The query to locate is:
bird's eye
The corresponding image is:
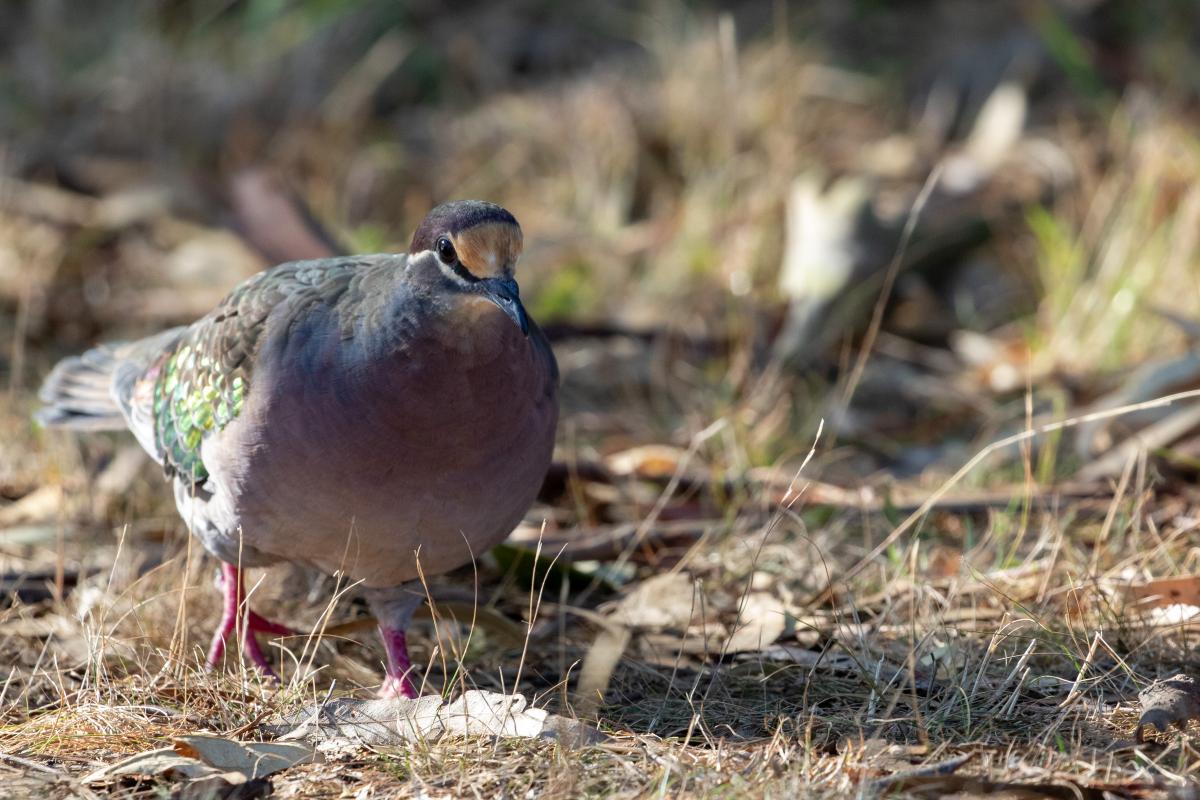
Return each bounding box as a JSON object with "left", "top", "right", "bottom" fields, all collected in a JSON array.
[{"left": 436, "top": 237, "right": 457, "bottom": 263}]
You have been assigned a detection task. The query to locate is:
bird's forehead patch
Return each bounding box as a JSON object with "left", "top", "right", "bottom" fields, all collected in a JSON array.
[{"left": 451, "top": 222, "right": 522, "bottom": 279}]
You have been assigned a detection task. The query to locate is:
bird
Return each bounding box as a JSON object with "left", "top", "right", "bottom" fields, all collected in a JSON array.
[{"left": 36, "top": 200, "right": 559, "bottom": 698}]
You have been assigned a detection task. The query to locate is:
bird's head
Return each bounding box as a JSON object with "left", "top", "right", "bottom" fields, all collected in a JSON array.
[{"left": 408, "top": 200, "right": 529, "bottom": 335}]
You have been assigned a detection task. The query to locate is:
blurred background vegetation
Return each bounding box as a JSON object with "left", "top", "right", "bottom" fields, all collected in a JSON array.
[{"left": 4, "top": 0, "right": 1200, "bottom": 485}]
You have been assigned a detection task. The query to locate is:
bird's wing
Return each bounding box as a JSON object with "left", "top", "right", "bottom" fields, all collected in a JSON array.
[
  {"left": 527, "top": 318, "right": 559, "bottom": 394},
  {"left": 140, "top": 257, "right": 372, "bottom": 485}
]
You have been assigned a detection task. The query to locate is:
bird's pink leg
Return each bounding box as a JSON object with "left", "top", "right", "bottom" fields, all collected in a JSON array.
[
  {"left": 206, "top": 563, "right": 295, "bottom": 676},
  {"left": 378, "top": 627, "right": 418, "bottom": 699},
  {"left": 365, "top": 584, "right": 424, "bottom": 698}
]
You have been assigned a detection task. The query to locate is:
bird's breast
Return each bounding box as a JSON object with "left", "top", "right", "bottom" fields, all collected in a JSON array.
[
  {"left": 265, "top": 314, "right": 548, "bottom": 477},
  {"left": 208, "top": 307, "right": 557, "bottom": 585}
]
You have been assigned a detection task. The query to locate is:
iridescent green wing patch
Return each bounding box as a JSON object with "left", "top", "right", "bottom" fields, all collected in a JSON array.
[
  {"left": 152, "top": 343, "right": 248, "bottom": 483},
  {"left": 149, "top": 258, "right": 364, "bottom": 485}
]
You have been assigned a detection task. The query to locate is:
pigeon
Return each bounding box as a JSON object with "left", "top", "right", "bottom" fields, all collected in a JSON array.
[{"left": 37, "top": 200, "right": 559, "bottom": 697}]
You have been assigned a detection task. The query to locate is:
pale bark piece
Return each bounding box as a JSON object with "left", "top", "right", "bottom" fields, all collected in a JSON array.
[
  {"left": 574, "top": 624, "right": 632, "bottom": 719},
  {"left": 266, "top": 691, "right": 605, "bottom": 747}
]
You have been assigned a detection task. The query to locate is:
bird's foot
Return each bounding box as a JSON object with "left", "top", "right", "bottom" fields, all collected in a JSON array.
[
  {"left": 364, "top": 583, "right": 424, "bottom": 697},
  {"left": 206, "top": 563, "right": 295, "bottom": 677},
  {"left": 379, "top": 673, "right": 419, "bottom": 699}
]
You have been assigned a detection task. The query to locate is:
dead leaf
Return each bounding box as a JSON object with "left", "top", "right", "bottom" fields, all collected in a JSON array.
[
  {"left": 1122, "top": 573, "right": 1200, "bottom": 628},
  {"left": 925, "top": 546, "right": 963, "bottom": 580},
  {"left": 943, "top": 80, "right": 1028, "bottom": 191},
  {"left": 723, "top": 593, "right": 787, "bottom": 653},
  {"left": 618, "top": 586, "right": 790, "bottom": 661},
  {"left": 83, "top": 736, "right": 319, "bottom": 785},
  {"left": 1127, "top": 575, "right": 1200, "bottom": 610},
  {"left": 172, "top": 735, "right": 319, "bottom": 780},
  {"left": 83, "top": 749, "right": 222, "bottom": 783},
  {"left": 612, "top": 572, "right": 697, "bottom": 629},
  {"left": 1137, "top": 674, "right": 1200, "bottom": 743},
  {"left": 1141, "top": 604, "right": 1200, "bottom": 627},
  {"left": 950, "top": 329, "right": 1032, "bottom": 393},
  {"left": 639, "top": 628, "right": 726, "bottom": 660}
]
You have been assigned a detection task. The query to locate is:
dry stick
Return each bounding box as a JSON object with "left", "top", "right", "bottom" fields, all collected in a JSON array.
[
  {"left": 296, "top": 521, "right": 374, "bottom": 694},
  {"left": 293, "top": 570, "right": 362, "bottom": 693},
  {"left": 1036, "top": 629, "right": 1103, "bottom": 744},
  {"left": 410, "top": 547, "right": 463, "bottom": 700},
  {"left": 806, "top": 387, "right": 1200, "bottom": 607},
  {"left": 837, "top": 162, "right": 945, "bottom": 412},
  {"left": 412, "top": 552, "right": 448, "bottom": 700},
  {"left": 172, "top": 507, "right": 197, "bottom": 683},
  {"left": 509, "top": 525, "right": 567, "bottom": 714},
  {"left": 1132, "top": 447, "right": 1150, "bottom": 554},
  {"left": 1089, "top": 449, "right": 1138, "bottom": 577},
  {"left": 443, "top": 533, "right": 482, "bottom": 701},
  {"left": 989, "top": 638, "right": 1036, "bottom": 717},
  {"left": 1034, "top": 508, "right": 1066, "bottom": 605},
  {"left": 1092, "top": 632, "right": 1141, "bottom": 685},
  {"left": 234, "top": 533, "right": 260, "bottom": 683},
  {"left": 907, "top": 540, "right": 929, "bottom": 748},
  {"left": 1058, "top": 630, "right": 1101, "bottom": 709},
  {"left": 0, "top": 752, "right": 103, "bottom": 800},
  {"left": 1000, "top": 374, "right": 1039, "bottom": 570},
  {"left": 0, "top": 751, "right": 63, "bottom": 777},
  {"left": 97, "top": 524, "right": 129, "bottom": 687},
  {"left": 1078, "top": 396, "right": 1200, "bottom": 481}
]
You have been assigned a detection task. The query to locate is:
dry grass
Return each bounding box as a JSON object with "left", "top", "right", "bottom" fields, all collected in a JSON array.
[{"left": 4, "top": 407, "right": 1200, "bottom": 797}]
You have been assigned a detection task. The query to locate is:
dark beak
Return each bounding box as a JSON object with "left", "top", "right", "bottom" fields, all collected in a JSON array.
[{"left": 482, "top": 276, "right": 530, "bottom": 336}]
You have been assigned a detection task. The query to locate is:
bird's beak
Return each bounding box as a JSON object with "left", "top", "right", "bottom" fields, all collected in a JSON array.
[{"left": 482, "top": 276, "right": 530, "bottom": 336}]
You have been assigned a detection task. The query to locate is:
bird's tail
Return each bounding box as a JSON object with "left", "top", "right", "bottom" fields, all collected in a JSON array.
[{"left": 35, "top": 344, "right": 128, "bottom": 430}]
